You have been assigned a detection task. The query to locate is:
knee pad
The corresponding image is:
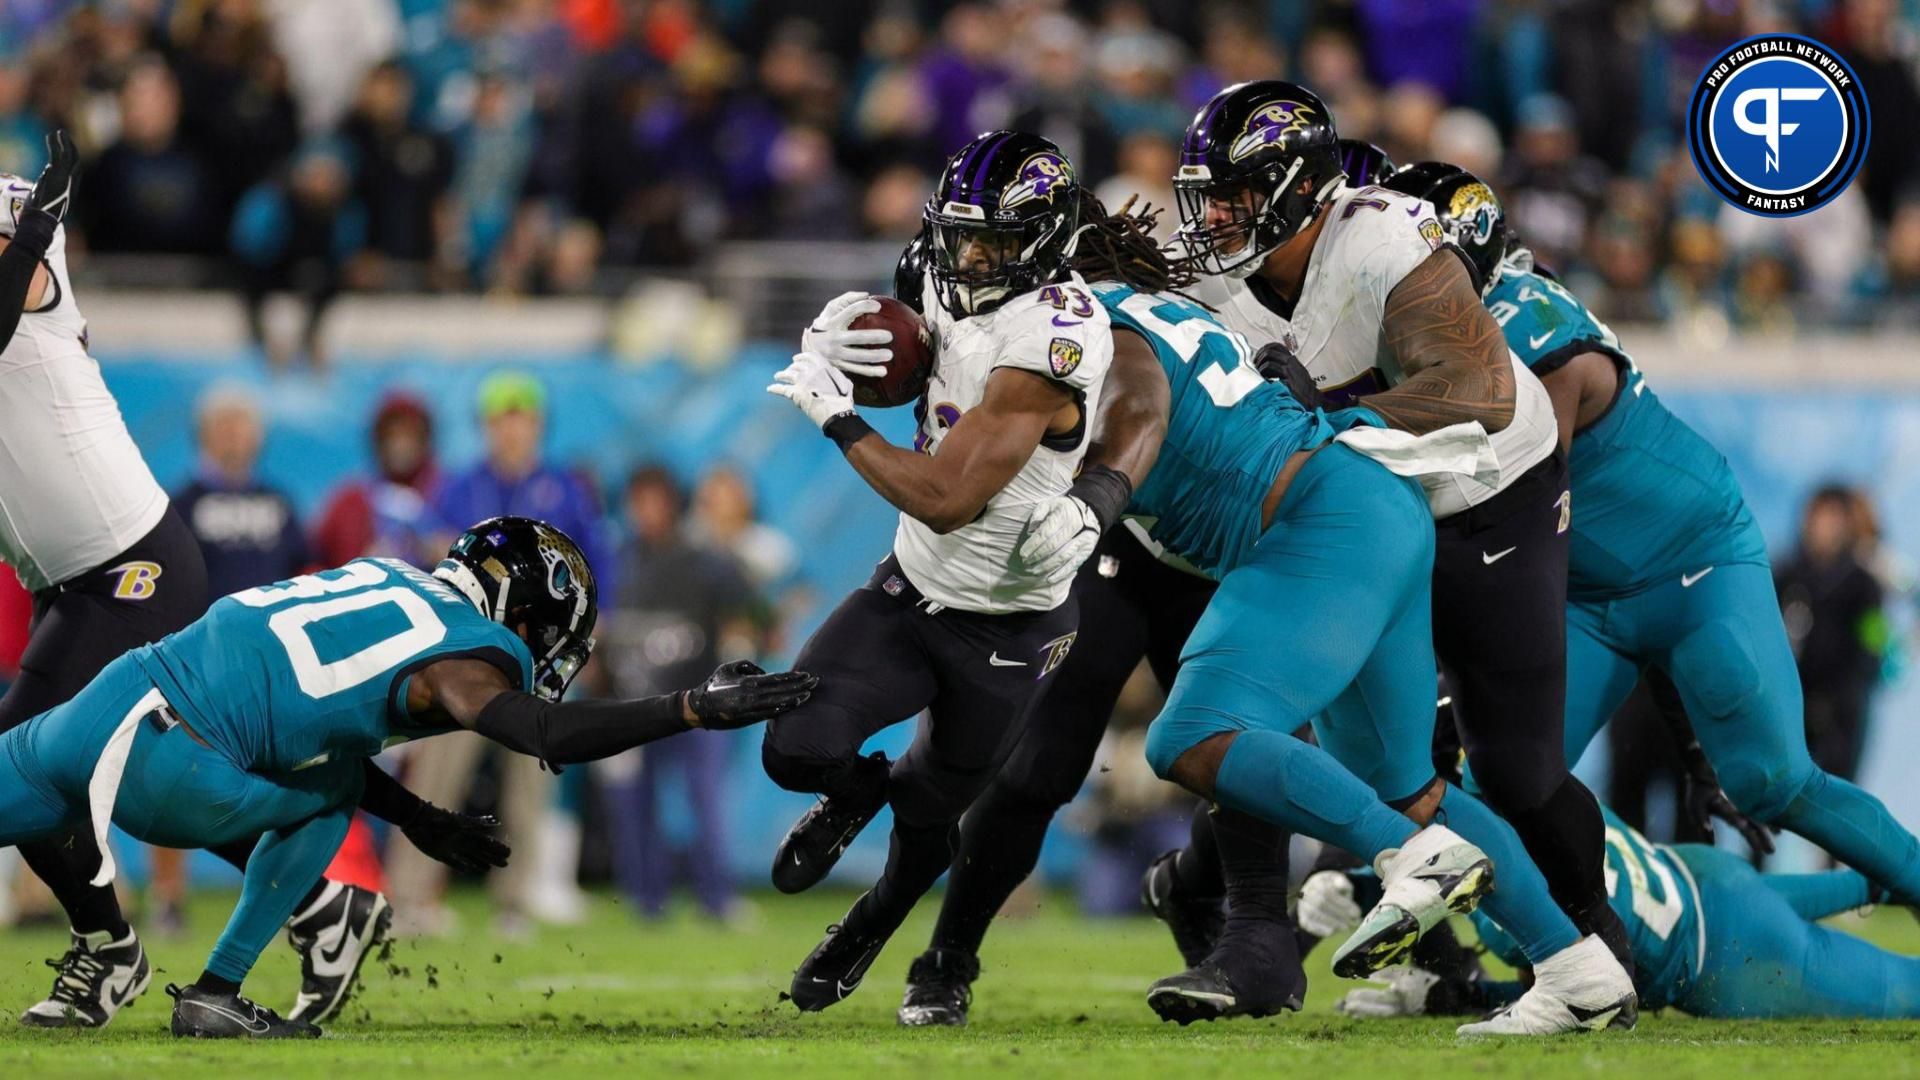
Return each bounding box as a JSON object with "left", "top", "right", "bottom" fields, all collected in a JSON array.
[
  {"left": 1669, "top": 621, "right": 1764, "bottom": 722},
  {"left": 1718, "top": 753, "right": 1816, "bottom": 822}
]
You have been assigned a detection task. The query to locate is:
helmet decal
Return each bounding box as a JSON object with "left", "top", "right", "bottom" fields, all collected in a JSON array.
[
  {"left": 1229, "top": 101, "right": 1317, "bottom": 163},
  {"left": 1001, "top": 151, "right": 1073, "bottom": 211},
  {"left": 1448, "top": 182, "right": 1499, "bottom": 245}
]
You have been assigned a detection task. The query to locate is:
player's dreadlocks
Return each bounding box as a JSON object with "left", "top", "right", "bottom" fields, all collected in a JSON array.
[{"left": 1069, "top": 193, "right": 1199, "bottom": 296}]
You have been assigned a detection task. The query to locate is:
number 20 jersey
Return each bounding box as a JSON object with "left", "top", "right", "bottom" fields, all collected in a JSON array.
[{"left": 130, "top": 558, "right": 535, "bottom": 773}]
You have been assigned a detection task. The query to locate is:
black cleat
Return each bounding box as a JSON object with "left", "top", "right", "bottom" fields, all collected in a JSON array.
[
  {"left": 790, "top": 894, "right": 891, "bottom": 1012},
  {"left": 897, "top": 948, "right": 979, "bottom": 1027},
  {"left": 286, "top": 881, "right": 392, "bottom": 1024},
  {"left": 1140, "top": 850, "right": 1224, "bottom": 968},
  {"left": 20, "top": 928, "right": 151, "bottom": 1029},
  {"left": 1146, "top": 923, "right": 1305, "bottom": 1026},
  {"left": 772, "top": 772, "right": 889, "bottom": 894},
  {"left": 167, "top": 984, "right": 320, "bottom": 1039}
]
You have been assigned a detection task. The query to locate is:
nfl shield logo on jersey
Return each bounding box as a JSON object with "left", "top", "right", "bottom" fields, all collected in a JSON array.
[{"left": 1048, "top": 338, "right": 1083, "bottom": 379}]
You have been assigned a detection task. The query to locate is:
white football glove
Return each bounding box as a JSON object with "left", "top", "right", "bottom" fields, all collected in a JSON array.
[
  {"left": 803, "top": 290, "right": 893, "bottom": 378},
  {"left": 1019, "top": 492, "right": 1102, "bottom": 583},
  {"left": 768, "top": 352, "right": 857, "bottom": 431},
  {"left": 1335, "top": 965, "right": 1444, "bottom": 1019},
  {"left": 1296, "top": 869, "right": 1363, "bottom": 939}
]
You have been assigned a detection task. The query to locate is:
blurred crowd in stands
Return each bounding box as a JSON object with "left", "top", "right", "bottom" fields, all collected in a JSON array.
[{"left": 1, "top": 0, "right": 1919, "bottom": 343}]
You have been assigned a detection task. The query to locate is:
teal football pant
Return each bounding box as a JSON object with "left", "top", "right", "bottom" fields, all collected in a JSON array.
[
  {"left": 0, "top": 653, "right": 361, "bottom": 983},
  {"left": 1144, "top": 445, "right": 1581, "bottom": 963},
  {"left": 1676, "top": 845, "right": 1920, "bottom": 1018},
  {"left": 1563, "top": 554, "right": 1920, "bottom": 904}
]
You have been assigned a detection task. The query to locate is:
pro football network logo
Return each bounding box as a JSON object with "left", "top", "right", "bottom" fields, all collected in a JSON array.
[
  {"left": 1687, "top": 33, "right": 1869, "bottom": 218},
  {"left": 1228, "top": 101, "right": 1315, "bottom": 163}
]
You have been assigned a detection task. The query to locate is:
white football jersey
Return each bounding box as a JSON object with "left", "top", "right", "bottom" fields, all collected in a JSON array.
[
  {"left": 893, "top": 274, "right": 1112, "bottom": 613},
  {"left": 1187, "top": 183, "right": 1555, "bottom": 519},
  {"left": 0, "top": 175, "right": 168, "bottom": 590}
]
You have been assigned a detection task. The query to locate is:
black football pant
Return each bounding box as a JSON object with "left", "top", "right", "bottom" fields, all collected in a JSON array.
[
  {"left": 921, "top": 526, "right": 1290, "bottom": 962},
  {"left": 1434, "top": 448, "right": 1616, "bottom": 945},
  {"left": 0, "top": 508, "right": 208, "bottom": 935},
  {"left": 761, "top": 555, "right": 1078, "bottom": 935}
]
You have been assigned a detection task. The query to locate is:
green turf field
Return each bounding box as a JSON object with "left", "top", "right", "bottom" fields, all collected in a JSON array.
[{"left": 1, "top": 888, "right": 1916, "bottom": 1078}]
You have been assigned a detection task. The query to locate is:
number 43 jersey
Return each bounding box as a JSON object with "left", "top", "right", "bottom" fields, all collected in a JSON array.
[{"left": 130, "top": 558, "right": 535, "bottom": 773}]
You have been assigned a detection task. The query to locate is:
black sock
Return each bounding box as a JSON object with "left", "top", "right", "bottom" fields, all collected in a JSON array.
[
  {"left": 1213, "top": 806, "right": 1291, "bottom": 928},
  {"left": 929, "top": 793, "right": 1053, "bottom": 957},
  {"left": 1172, "top": 801, "right": 1225, "bottom": 898},
  {"left": 195, "top": 970, "right": 242, "bottom": 996},
  {"left": 17, "top": 835, "right": 131, "bottom": 939},
  {"left": 1499, "top": 775, "right": 1612, "bottom": 929},
  {"left": 860, "top": 819, "right": 958, "bottom": 939}
]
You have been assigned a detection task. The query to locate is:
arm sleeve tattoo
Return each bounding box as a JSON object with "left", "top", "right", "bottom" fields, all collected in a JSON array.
[{"left": 1364, "top": 251, "right": 1517, "bottom": 435}]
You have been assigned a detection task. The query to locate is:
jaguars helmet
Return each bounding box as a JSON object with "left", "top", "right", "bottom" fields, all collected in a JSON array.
[
  {"left": 922, "top": 130, "right": 1081, "bottom": 320},
  {"left": 894, "top": 227, "right": 930, "bottom": 315},
  {"left": 1382, "top": 161, "right": 1509, "bottom": 295},
  {"left": 435, "top": 516, "right": 597, "bottom": 702},
  {"left": 1174, "top": 80, "right": 1344, "bottom": 278},
  {"left": 1337, "top": 139, "right": 1398, "bottom": 187}
]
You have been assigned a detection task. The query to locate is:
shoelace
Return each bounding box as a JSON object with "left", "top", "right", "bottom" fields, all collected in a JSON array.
[{"left": 45, "top": 947, "right": 109, "bottom": 1003}]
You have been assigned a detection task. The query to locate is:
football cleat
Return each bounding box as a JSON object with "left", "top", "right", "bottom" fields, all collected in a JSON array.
[
  {"left": 897, "top": 948, "right": 979, "bottom": 1027},
  {"left": 19, "top": 927, "right": 151, "bottom": 1029},
  {"left": 771, "top": 769, "right": 888, "bottom": 894},
  {"left": 1457, "top": 935, "right": 1638, "bottom": 1036},
  {"left": 1140, "top": 850, "right": 1224, "bottom": 968},
  {"left": 286, "top": 881, "right": 392, "bottom": 1024},
  {"left": 790, "top": 894, "right": 890, "bottom": 1012},
  {"left": 1146, "top": 923, "right": 1305, "bottom": 1026},
  {"left": 168, "top": 983, "right": 320, "bottom": 1039},
  {"left": 1332, "top": 825, "right": 1493, "bottom": 979}
]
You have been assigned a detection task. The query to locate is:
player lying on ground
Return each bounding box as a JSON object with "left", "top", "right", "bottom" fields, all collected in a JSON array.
[
  {"left": 1302, "top": 804, "right": 1920, "bottom": 1020},
  {"left": 1381, "top": 162, "right": 1920, "bottom": 913},
  {"left": 0, "top": 516, "right": 814, "bottom": 1038}
]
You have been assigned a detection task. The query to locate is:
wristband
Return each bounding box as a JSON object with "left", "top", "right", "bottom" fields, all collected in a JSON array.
[
  {"left": 10, "top": 209, "right": 56, "bottom": 260},
  {"left": 824, "top": 413, "right": 874, "bottom": 454},
  {"left": 1067, "top": 464, "right": 1132, "bottom": 531}
]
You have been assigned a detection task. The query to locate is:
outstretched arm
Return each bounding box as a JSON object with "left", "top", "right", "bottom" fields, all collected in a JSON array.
[
  {"left": 1365, "top": 250, "right": 1517, "bottom": 435},
  {"left": 0, "top": 131, "right": 74, "bottom": 342},
  {"left": 414, "top": 657, "right": 816, "bottom": 766}
]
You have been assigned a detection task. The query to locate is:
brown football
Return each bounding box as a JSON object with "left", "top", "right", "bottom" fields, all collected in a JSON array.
[{"left": 847, "top": 295, "right": 934, "bottom": 408}]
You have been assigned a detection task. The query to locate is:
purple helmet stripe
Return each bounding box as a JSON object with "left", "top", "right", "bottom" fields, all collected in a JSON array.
[
  {"left": 968, "top": 131, "right": 1016, "bottom": 199},
  {"left": 1184, "top": 93, "right": 1231, "bottom": 164},
  {"left": 952, "top": 137, "right": 994, "bottom": 200}
]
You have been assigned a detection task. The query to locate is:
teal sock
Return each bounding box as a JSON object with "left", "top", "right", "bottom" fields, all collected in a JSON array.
[
  {"left": 1213, "top": 729, "right": 1414, "bottom": 861},
  {"left": 1776, "top": 770, "right": 1920, "bottom": 905},
  {"left": 205, "top": 810, "right": 351, "bottom": 983},
  {"left": 1436, "top": 784, "right": 1581, "bottom": 964}
]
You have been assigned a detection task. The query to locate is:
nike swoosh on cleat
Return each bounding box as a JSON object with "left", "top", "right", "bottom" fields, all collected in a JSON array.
[
  {"left": 1566, "top": 1001, "right": 1623, "bottom": 1026},
  {"left": 315, "top": 905, "right": 357, "bottom": 969},
  {"left": 187, "top": 1000, "right": 270, "bottom": 1034}
]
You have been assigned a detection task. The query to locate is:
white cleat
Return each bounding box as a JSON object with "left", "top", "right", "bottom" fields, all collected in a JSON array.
[
  {"left": 1457, "top": 935, "right": 1638, "bottom": 1036},
  {"left": 1332, "top": 826, "right": 1493, "bottom": 979}
]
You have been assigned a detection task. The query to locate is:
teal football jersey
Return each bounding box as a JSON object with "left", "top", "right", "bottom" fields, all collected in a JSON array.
[
  {"left": 1094, "top": 282, "right": 1339, "bottom": 577},
  {"left": 131, "top": 557, "right": 534, "bottom": 773},
  {"left": 1487, "top": 270, "right": 1765, "bottom": 597},
  {"left": 1475, "top": 807, "right": 1703, "bottom": 1009}
]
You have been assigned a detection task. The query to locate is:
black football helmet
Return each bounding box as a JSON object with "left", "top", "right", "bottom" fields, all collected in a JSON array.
[
  {"left": 1175, "top": 81, "right": 1344, "bottom": 278},
  {"left": 1382, "top": 162, "right": 1509, "bottom": 294},
  {"left": 922, "top": 130, "right": 1081, "bottom": 320},
  {"left": 435, "top": 516, "right": 597, "bottom": 702},
  {"left": 1337, "top": 139, "right": 1398, "bottom": 187},
  {"left": 894, "top": 228, "right": 929, "bottom": 315}
]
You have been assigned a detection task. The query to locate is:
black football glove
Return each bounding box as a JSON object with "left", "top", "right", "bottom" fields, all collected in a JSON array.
[
  {"left": 685, "top": 660, "right": 817, "bottom": 730},
  {"left": 11, "top": 130, "right": 77, "bottom": 260},
  {"left": 1253, "top": 341, "right": 1323, "bottom": 411},
  {"left": 1680, "top": 742, "right": 1777, "bottom": 856},
  {"left": 401, "top": 804, "right": 511, "bottom": 875}
]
